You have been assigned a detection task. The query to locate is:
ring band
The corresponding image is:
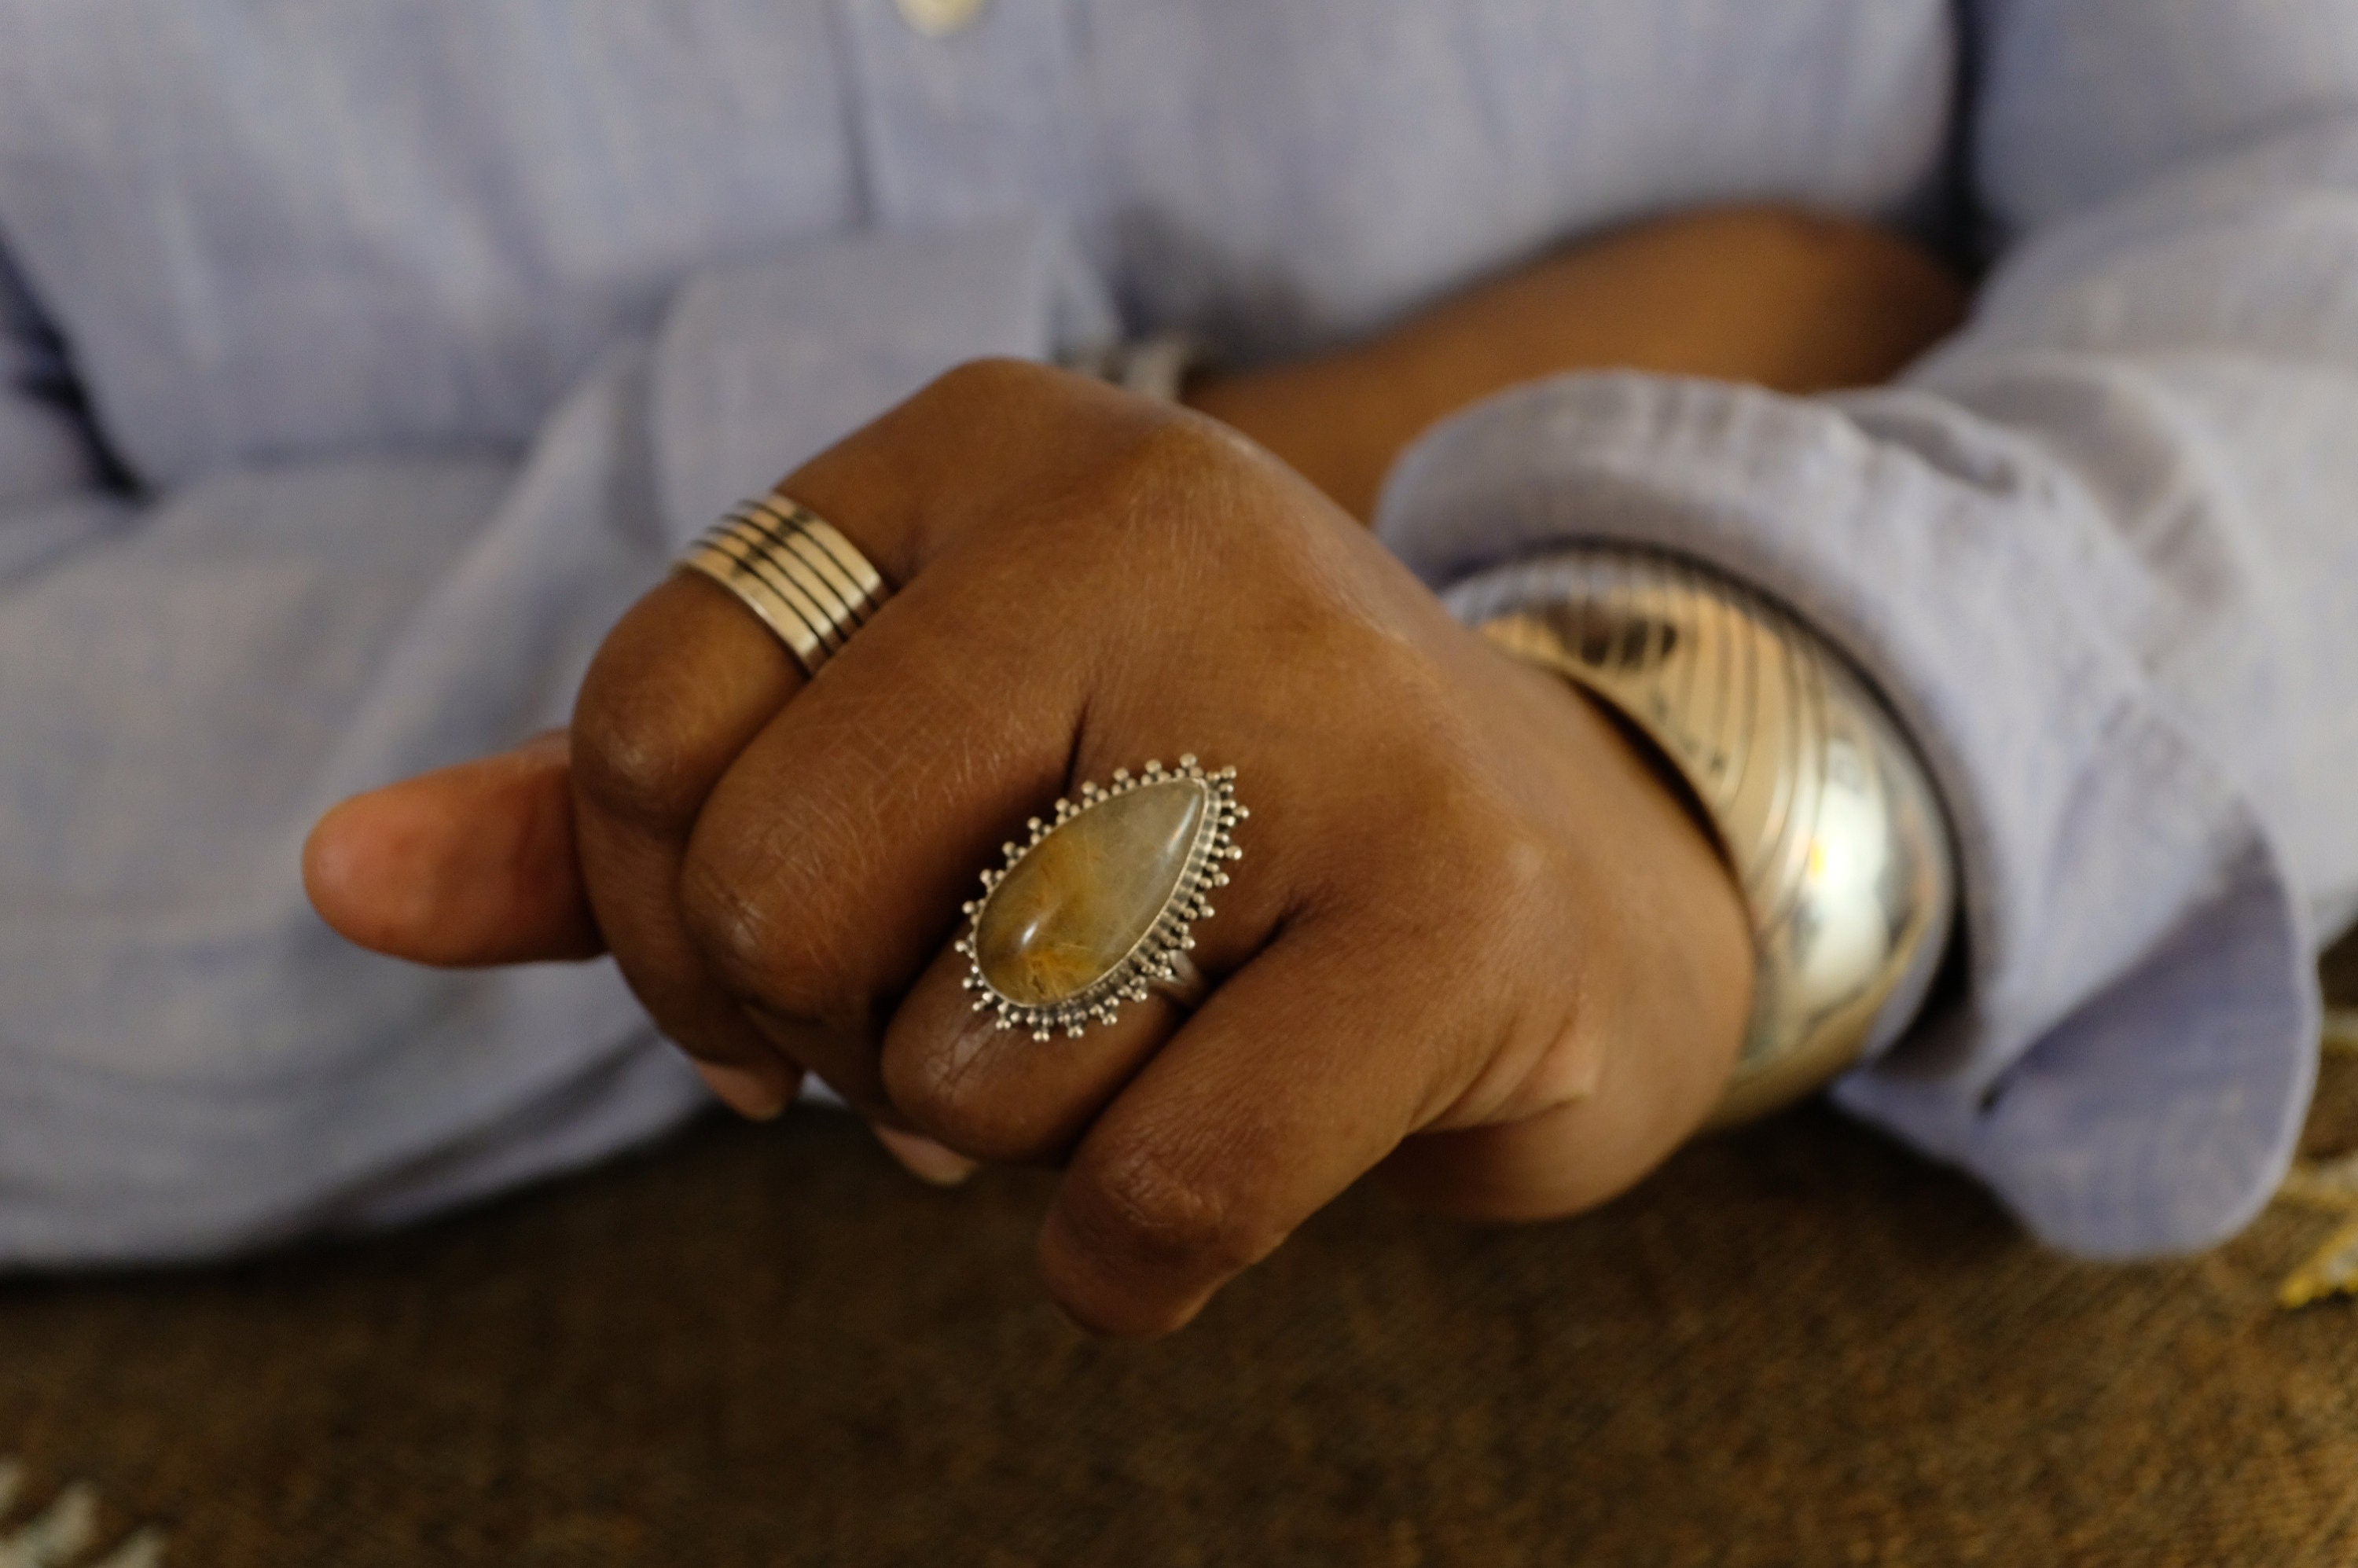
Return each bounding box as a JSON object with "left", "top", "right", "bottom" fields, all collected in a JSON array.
[{"left": 677, "top": 494, "right": 891, "bottom": 677}]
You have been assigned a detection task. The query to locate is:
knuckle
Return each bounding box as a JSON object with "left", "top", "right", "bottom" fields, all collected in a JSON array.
[
  {"left": 1063, "top": 412, "right": 1320, "bottom": 593},
  {"left": 1066, "top": 1131, "right": 1272, "bottom": 1280},
  {"left": 921, "top": 354, "right": 1064, "bottom": 416},
  {"left": 1451, "top": 802, "right": 1559, "bottom": 913},
  {"left": 1383, "top": 753, "right": 1559, "bottom": 915},
  {"left": 674, "top": 850, "right": 775, "bottom": 985},
  {"left": 569, "top": 622, "right": 714, "bottom": 830},
  {"left": 1129, "top": 408, "right": 1247, "bottom": 476},
  {"left": 882, "top": 1044, "right": 1045, "bottom": 1162},
  {"left": 570, "top": 703, "right": 702, "bottom": 831},
  {"left": 674, "top": 845, "right": 841, "bottom": 1019},
  {"left": 880, "top": 1047, "right": 962, "bottom": 1136},
  {"left": 1115, "top": 415, "right": 1261, "bottom": 520},
  {"left": 882, "top": 1038, "right": 979, "bottom": 1135}
]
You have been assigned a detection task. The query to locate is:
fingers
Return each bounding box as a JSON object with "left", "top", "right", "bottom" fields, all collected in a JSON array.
[
  {"left": 877, "top": 934, "right": 1202, "bottom": 1165},
  {"left": 870, "top": 1123, "right": 981, "bottom": 1187},
  {"left": 679, "top": 549, "right": 1296, "bottom": 1126},
  {"left": 1373, "top": 929, "right": 1743, "bottom": 1221},
  {"left": 569, "top": 571, "right": 813, "bottom": 1117},
  {"left": 570, "top": 364, "right": 1175, "bottom": 1119},
  {"left": 1375, "top": 1061, "right": 1720, "bottom": 1224},
  {"left": 1035, "top": 913, "right": 1504, "bottom": 1338},
  {"left": 672, "top": 546, "right": 1096, "bottom": 1111},
  {"left": 303, "top": 730, "right": 604, "bottom": 966}
]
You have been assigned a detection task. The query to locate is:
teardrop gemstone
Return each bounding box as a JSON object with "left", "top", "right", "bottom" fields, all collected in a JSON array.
[{"left": 975, "top": 778, "right": 1210, "bottom": 1008}]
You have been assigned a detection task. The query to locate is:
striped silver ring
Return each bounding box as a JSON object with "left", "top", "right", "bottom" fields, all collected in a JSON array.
[{"left": 676, "top": 494, "right": 891, "bottom": 678}]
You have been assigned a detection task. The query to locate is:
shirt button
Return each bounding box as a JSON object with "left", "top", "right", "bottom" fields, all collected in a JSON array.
[{"left": 896, "top": 0, "right": 986, "bottom": 36}]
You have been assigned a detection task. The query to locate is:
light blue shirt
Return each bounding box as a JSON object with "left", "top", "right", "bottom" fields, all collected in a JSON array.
[{"left": 0, "top": 1, "right": 2351, "bottom": 1263}]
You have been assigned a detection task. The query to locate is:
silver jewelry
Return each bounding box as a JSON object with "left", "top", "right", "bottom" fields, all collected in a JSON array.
[
  {"left": 957, "top": 757, "right": 1246, "bottom": 1040},
  {"left": 1475, "top": 548, "right": 1956, "bottom": 1127},
  {"left": 676, "top": 494, "right": 891, "bottom": 677}
]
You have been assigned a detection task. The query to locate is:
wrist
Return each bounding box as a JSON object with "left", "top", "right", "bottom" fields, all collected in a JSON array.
[{"left": 1519, "top": 645, "right": 1754, "bottom": 1121}]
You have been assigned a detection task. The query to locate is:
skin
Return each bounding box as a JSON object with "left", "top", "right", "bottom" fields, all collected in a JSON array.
[
  {"left": 1191, "top": 205, "right": 1968, "bottom": 521},
  {"left": 304, "top": 205, "right": 1967, "bottom": 1337}
]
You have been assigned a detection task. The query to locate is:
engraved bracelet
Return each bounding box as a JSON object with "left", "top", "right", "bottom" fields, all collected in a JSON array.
[{"left": 1475, "top": 548, "right": 1957, "bottom": 1128}]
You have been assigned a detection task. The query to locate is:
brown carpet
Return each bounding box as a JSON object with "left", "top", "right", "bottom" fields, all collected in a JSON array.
[{"left": 6, "top": 938, "right": 2357, "bottom": 1566}]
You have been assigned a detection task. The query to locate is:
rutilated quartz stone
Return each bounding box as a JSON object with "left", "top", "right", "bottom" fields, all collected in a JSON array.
[{"left": 973, "top": 778, "right": 1209, "bottom": 1008}]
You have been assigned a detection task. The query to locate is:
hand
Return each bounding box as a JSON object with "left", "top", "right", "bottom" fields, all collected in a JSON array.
[{"left": 312, "top": 359, "right": 1750, "bottom": 1335}]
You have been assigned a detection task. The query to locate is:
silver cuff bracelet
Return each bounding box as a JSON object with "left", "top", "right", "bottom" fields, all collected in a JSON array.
[{"left": 1476, "top": 548, "right": 1956, "bottom": 1128}]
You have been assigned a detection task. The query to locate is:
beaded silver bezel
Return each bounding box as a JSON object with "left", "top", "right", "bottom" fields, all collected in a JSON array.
[{"left": 956, "top": 756, "right": 1246, "bottom": 1040}]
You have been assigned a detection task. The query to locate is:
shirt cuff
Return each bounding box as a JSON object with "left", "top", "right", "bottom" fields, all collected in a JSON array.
[{"left": 1375, "top": 370, "right": 2318, "bottom": 1258}]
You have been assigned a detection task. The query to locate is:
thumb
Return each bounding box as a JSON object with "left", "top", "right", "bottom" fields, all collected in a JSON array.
[{"left": 303, "top": 729, "right": 606, "bottom": 966}]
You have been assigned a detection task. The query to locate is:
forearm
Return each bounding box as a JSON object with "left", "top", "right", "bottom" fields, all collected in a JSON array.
[
  {"left": 1186, "top": 205, "right": 1967, "bottom": 520},
  {"left": 1376, "top": 90, "right": 2358, "bottom": 1254}
]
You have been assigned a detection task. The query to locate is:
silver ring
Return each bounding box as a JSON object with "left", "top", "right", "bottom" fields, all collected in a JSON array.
[
  {"left": 676, "top": 494, "right": 891, "bottom": 678},
  {"left": 957, "top": 758, "right": 1246, "bottom": 1040}
]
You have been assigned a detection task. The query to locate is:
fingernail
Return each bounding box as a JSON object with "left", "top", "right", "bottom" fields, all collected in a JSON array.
[
  {"left": 873, "top": 1126, "right": 980, "bottom": 1187},
  {"left": 697, "top": 1060, "right": 793, "bottom": 1121}
]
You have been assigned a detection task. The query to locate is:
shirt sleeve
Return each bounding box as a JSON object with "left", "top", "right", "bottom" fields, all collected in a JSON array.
[
  {"left": 0, "top": 215, "right": 1111, "bottom": 1267},
  {"left": 0, "top": 237, "right": 127, "bottom": 578},
  {"left": 1374, "top": 2, "right": 2358, "bottom": 1258}
]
